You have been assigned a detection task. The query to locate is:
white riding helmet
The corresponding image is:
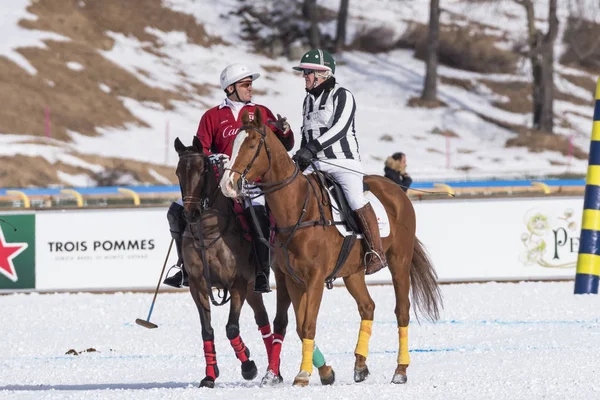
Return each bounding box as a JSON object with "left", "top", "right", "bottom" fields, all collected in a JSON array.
[{"left": 220, "top": 63, "right": 260, "bottom": 91}]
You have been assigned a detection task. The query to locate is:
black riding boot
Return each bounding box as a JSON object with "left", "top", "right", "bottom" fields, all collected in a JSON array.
[
  {"left": 163, "top": 202, "right": 189, "bottom": 288},
  {"left": 244, "top": 205, "right": 272, "bottom": 293}
]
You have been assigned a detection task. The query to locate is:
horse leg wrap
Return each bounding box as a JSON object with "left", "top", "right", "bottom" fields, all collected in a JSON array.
[
  {"left": 313, "top": 344, "right": 326, "bottom": 368},
  {"left": 300, "top": 339, "right": 314, "bottom": 374},
  {"left": 397, "top": 326, "right": 410, "bottom": 365},
  {"left": 203, "top": 340, "right": 218, "bottom": 379},
  {"left": 230, "top": 335, "right": 250, "bottom": 362},
  {"left": 269, "top": 333, "right": 284, "bottom": 374},
  {"left": 259, "top": 324, "right": 273, "bottom": 362},
  {"left": 354, "top": 320, "right": 373, "bottom": 358}
]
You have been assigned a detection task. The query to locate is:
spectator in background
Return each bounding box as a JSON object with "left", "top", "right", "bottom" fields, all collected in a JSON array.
[{"left": 384, "top": 152, "right": 412, "bottom": 192}]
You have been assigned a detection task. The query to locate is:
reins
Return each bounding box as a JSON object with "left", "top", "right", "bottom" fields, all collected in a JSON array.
[
  {"left": 179, "top": 151, "right": 230, "bottom": 307},
  {"left": 234, "top": 126, "right": 350, "bottom": 286}
]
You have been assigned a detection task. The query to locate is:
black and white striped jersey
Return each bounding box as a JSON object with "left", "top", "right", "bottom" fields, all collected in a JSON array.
[{"left": 300, "top": 79, "right": 361, "bottom": 161}]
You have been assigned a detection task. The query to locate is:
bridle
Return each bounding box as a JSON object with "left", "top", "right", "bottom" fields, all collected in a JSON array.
[
  {"left": 178, "top": 151, "right": 230, "bottom": 306},
  {"left": 180, "top": 152, "right": 220, "bottom": 211},
  {"left": 229, "top": 124, "right": 300, "bottom": 197},
  {"left": 227, "top": 124, "right": 336, "bottom": 286}
]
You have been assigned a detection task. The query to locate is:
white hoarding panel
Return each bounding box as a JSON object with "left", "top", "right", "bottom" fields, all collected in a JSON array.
[
  {"left": 35, "top": 208, "right": 178, "bottom": 290},
  {"left": 416, "top": 197, "right": 581, "bottom": 281},
  {"left": 32, "top": 196, "right": 583, "bottom": 291},
  {"left": 364, "top": 197, "right": 582, "bottom": 284}
]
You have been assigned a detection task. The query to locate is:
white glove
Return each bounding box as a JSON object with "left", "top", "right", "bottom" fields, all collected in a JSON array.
[{"left": 208, "top": 153, "right": 230, "bottom": 163}]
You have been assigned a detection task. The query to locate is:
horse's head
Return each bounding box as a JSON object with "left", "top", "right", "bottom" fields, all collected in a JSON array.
[
  {"left": 174, "top": 136, "right": 212, "bottom": 218},
  {"left": 220, "top": 109, "right": 271, "bottom": 199}
]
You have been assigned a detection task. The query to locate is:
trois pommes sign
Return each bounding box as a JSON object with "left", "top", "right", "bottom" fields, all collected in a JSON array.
[{"left": 34, "top": 209, "right": 173, "bottom": 290}]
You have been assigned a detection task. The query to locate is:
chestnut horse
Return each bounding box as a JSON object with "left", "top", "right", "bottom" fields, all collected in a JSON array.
[
  {"left": 175, "top": 136, "right": 272, "bottom": 388},
  {"left": 220, "top": 110, "right": 442, "bottom": 386}
]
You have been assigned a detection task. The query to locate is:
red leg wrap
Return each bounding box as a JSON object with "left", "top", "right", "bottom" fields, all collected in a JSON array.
[
  {"left": 229, "top": 335, "right": 249, "bottom": 362},
  {"left": 259, "top": 324, "right": 273, "bottom": 362},
  {"left": 269, "top": 333, "right": 284, "bottom": 374},
  {"left": 203, "top": 340, "right": 217, "bottom": 379}
]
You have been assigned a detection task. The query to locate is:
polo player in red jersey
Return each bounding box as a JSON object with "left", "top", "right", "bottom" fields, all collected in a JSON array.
[{"left": 163, "top": 63, "right": 294, "bottom": 293}]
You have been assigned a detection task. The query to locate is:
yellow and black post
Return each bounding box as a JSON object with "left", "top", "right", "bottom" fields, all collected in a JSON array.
[{"left": 575, "top": 78, "right": 600, "bottom": 294}]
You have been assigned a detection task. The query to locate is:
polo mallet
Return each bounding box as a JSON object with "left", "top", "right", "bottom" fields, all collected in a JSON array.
[{"left": 136, "top": 237, "right": 174, "bottom": 329}]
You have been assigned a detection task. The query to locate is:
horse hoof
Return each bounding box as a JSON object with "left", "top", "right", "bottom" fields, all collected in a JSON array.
[
  {"left": 319, "top": 366, "right": 335, "bottom": 385},
  {"left": 241, "top": 360, "right": 258, "bottom": 380},
  {"left": 199, "top": 377, "right": 215, "bottom": 388},
  {"left": 391, "top": 373, "right": 407, "bottom": 384},
  {"left": 354, "top": 366, "right": 369, "bottom": 383},
  {"left": 260, "top": 370, "right": 284, "bottom": 387},
  {"left": 292, "top": 370, "right": 310, "bottom": 387}
]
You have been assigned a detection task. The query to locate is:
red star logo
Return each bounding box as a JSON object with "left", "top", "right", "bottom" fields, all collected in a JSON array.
[{"left": 0, "top": 227, "right": 28, "bottom": 282}]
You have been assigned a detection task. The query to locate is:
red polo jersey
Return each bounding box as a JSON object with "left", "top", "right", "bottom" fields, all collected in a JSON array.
[{"left": 196, "top": 101, "right": 294, "bottom": 156}]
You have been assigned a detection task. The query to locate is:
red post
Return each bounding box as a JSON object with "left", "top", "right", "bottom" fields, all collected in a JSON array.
[
  {"left": 567, "top": 134, "right": 574, "bottom": 169},
  {"left": 45, "top": 106, "right": 51, "bottom": 138},
  {"left": 164, "top": 120, "right": 170, "bottom": 164},
  {"left": 445, "top": 132, "right": 450, "bottom": 169}
]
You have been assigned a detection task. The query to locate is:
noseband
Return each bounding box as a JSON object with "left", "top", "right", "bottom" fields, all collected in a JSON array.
[
  {"left": 231, "top": 124, "right": 299, "bottom": 196},
  {"left": 180, "top": 152, "right": 222, "bottom": 211}
]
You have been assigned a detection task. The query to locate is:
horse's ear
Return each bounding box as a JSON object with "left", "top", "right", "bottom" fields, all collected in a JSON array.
[
  {"left": 254, "top": 108, "right": 263, "bottom": 126},
  {"left": 241, "top": 109, "right": 250, "bottom": 125},
  {"left": 174, "top": 137, "right": 185, "bottom": 154},
  {"left": 192, "top": 136, "right": 203, "bottom": 152}
]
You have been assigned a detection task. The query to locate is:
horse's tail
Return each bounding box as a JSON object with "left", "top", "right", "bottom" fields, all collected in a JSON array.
[{"left": 410, "top": 237, "right": 443, "bottom": 322}]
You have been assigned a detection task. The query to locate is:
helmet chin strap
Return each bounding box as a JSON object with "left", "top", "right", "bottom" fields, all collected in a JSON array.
[
  {"left": 308, "top": 71, "right": 331, "bottom": 90},
  {"left": 226, "top": 87, "right": 250, "bottom": 104}
]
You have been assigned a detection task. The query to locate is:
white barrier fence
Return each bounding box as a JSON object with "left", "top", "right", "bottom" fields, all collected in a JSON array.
[{"left": 0, "top": 196, "right": 581, "bottom": 292}]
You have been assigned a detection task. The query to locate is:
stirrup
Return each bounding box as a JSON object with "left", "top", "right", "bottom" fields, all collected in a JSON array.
[
  {"left": 363, "top": 251, "right": 387, "bottom": 275},
  {"left": 163, "top": 265, "right": 186, "bottom": 288},
  {"left": 253, "top": 273, "right": 271, "bottom": 293}
]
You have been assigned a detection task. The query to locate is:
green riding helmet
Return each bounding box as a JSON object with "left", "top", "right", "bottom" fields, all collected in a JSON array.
[{"left": 292, "top": 49, "right": 336, "bottom": 74}]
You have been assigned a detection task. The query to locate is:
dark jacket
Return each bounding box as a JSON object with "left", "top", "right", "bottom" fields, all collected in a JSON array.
[{"left": 384, "top": 167, "right": 412, "bottom": 192}]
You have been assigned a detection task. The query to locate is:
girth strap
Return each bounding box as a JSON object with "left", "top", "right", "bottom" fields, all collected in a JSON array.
[{"left": 325, "top": 234, "right": 357, "bottom": 289}]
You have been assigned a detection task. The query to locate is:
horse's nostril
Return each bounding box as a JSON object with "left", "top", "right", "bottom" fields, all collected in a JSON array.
[{"left": 236, "top": 178, "right": 243, "bottom": 192}]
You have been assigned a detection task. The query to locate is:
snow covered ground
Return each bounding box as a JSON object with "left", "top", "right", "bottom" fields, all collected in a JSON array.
[{"left": 1, "top": 281, "right": 599, "bottom": 399}]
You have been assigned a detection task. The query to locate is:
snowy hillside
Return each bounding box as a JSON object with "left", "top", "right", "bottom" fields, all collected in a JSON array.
[{"left": 0, "top": 0, "right": 597, "bottom": 187}]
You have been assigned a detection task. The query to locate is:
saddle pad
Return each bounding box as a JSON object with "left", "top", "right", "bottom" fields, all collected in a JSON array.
[{"left": 326, "top": 188, "right": 390, "bottom": 238}]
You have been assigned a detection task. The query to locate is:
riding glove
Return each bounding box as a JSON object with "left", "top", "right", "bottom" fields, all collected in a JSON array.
[
  {"left": 292, "top": 140, "right": 321, "bottom": 171},
  {"left": 270, "top": 114, "right": 291, "bottom": 135},
  {"left": 208, "top": 153, "right": 230, "bottom": 163}
]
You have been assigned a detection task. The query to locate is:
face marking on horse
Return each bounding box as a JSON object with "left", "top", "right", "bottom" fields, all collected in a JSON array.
[{"left": 220, "top": 129, "right": 249, "bottom": 198}]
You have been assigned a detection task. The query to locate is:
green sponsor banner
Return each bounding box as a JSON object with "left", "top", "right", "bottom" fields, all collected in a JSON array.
[{"left": 0, "top": 215, "right": 35, "bottom": 290}]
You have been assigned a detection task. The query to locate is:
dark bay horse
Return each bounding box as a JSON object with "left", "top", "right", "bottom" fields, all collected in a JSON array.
[
  {"left": 220, "top": 111, "right": 442, "bottom": 386},
  {"left": 174, "top": 136, "right": 272, "bottom": 388},
  {"left": 175, "top": 136, "right": 335, "bottom": 388}
]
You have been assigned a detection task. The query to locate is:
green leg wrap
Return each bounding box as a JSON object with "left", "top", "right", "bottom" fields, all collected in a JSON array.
[{"left": 312, "top": 344, "right": 326, "bottom": 368}]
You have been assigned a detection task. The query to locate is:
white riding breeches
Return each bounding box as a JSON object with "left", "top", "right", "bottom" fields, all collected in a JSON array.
[{"left": 304, "top": 158, "right": 368, "bottom": 211}]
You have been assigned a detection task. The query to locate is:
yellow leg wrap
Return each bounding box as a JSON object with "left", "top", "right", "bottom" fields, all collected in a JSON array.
[
  {"left": 300, "top": 339, "right": 314, "bottom": 374},
  {"left": 354, "top": 320, "right": 373, "bottom": 358},
  {"left": 397, "top": 326, "right": 410, "bottom": 365}
]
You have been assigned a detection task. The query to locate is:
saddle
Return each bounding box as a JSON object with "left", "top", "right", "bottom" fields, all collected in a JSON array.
[{"left": 318, "top": 171, "right": 369, "bottom": 234}]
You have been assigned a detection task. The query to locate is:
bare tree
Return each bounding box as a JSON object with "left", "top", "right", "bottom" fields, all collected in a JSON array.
[
  {"left": 421, "top": 0, "right": 441, "bottom": 102},
  {"left": 334, "top": 0, "right": 350, "bottom": 52},
  {"left": 516, "top": 0, "right": 559, "bottom": 133},
  {"left": 563, "top": 0, "right": 600, "bottom": 69},
  {"left": 303, "top": 0, "right": 321, "bottom": 48}
]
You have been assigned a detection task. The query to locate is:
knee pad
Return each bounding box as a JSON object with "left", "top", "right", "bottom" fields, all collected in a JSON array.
[{"left": 167, "top": 202, "right": 186, "bottom": 237}]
